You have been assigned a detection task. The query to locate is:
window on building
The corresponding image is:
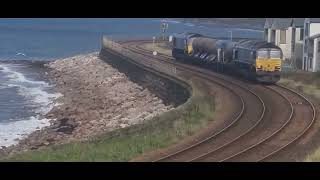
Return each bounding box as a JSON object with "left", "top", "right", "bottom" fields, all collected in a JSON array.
[
  {"left": 280, "top": 30, "right": 286, "bottom": 44},
  {"left": 271, "top": 30, "right": 276, "bottom": 43},
  {"left": 292, "top": 43, "right": 295, "bottom": 53},
  {"left": 318, "top": 41, "right": 320, "bottom": 52},
  {"left": 310, "top": 57, "right": 313, "bottom": 69},
  {"left": 305, "top": 24, "right": 309, "bottom": 36},
  {"left": 304, "top": 39, "right": 308, "bottom": 52},
  {"left": 292, "top": 27, "right": 296, "bottom": 42},
  {"left": 300, "top": 28, "right": 304, "bottom": 40}
]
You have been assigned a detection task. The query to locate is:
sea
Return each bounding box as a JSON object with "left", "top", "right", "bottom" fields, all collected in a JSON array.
[{"left": 0, "top": 18, "right": 264, "bottom": 147}]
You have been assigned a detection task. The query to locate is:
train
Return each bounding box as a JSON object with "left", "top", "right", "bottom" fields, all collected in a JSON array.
[{"left": 171, "top": 32, "right": 283, "bottom": 84}]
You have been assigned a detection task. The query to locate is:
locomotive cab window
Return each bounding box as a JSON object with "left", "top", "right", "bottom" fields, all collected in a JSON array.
[
  {"left": 270, "top": 49, "right": 282, "bottom": 59},
  {"left": 257, "top": 49, "right": 269, "bottom": 59},
  {"left": 257, "top": 48, "right": 282, "bottom": 59}
]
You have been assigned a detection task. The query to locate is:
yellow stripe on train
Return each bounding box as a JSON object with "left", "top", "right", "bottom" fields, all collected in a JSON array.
[{"left": 255, "top": 58, "right": 282, "bottom": 72}]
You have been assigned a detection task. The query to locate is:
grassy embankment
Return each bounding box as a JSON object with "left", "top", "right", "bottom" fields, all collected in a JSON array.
[
  {"left": 280, "top": 71, "right": 320, "bottom": 162},
  {"left": 2, "top": 53, "right": 215, "bottom": 162}
]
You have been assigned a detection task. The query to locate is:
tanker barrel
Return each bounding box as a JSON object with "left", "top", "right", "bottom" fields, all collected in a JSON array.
[{"left": 191, "top": 37, "right": 219, "bottom": 54}]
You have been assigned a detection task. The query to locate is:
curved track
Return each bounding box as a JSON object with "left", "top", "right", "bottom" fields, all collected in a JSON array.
[{"left": 118, "top": 40, "right": 316, "bottom": 162}]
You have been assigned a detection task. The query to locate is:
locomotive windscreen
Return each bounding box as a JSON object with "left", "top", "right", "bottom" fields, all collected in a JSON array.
[{"left": 257, "top": 48, "right": 282, "bottom": 59}]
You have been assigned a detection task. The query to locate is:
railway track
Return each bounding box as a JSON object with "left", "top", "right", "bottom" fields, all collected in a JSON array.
[{"left": 116, "top": 40, "right": 316, "bottom": 162}]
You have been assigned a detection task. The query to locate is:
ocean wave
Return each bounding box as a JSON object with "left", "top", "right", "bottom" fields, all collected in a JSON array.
[
  {"left": 184, "top": 23, "right": 195, "bottom": 27},
  {"left": 0, "top": 63, "right": 62, "bottom": 147},
  {"left": 165, "top": 20, "right": 181, "bottom": 24},
  {"left": 17, "top": 86, "right": 62, "bottom": 114},
  {"left": 151, "top": 19, "right": 181, "bottom": 24},
  {"left": 0, "top": 65, "right": 47, "bottom": 86},
  {"left": 230, "top": 28, "right": 264, "bottom": 33},
  {"left": 0, "top": 116, "right": 52, "bottom": 147},
  {"left": 0, "top": 64, "right": 63, "bottom": 114}
]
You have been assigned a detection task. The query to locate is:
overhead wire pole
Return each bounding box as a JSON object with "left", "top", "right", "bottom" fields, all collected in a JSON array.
[
  {"left": 153, "top": 36, "right": 155, "bottom": 51},
  {"left": 217, "top": 49, "right": 219, "bottom": 73},
  {"left": 229, "top": 30, "right": 233, "bottom": 42},
  {"left": 222, "top": 30, "right": 232, "bottom": 73},
  {"left": 161, "top": 20, "right": 169, "bottom": 41},
  {"left": 153, "top": 36, "right": 157, "bottom": 56}
]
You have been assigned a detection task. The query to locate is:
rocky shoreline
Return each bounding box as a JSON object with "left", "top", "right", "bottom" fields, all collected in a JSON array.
[{"left": 0, "top": 52, "right": 174, "bottom": 157}]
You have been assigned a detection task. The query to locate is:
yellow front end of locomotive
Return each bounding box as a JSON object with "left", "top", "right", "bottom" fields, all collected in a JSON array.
[{"left": 255, "top": 58, "right": 282, "bottom": 72}]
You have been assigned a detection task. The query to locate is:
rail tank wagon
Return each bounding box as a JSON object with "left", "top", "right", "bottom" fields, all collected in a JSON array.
[
  {"left": 171, "top": 32, "right": 202, "bottom": 60},
  {"left": 171, "top": 32, "right": 283, "bottom": 84}
]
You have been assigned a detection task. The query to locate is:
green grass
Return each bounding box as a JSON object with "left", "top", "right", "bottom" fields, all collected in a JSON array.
[
  {"left": 281, "top": 71, "right": 320, "bottom": 88},
  {"left": 305, "top": 149, "right": 320, "bottom": 162},
  {"left": 2, "top": 79, "right": 215, "bottom": 162}
]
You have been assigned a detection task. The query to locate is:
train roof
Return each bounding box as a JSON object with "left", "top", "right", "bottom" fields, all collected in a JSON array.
[
  {"left": 172, "top": 32, "right": 203, "bottom": 39},
  {"left": 235, "top": 40, "right": 282, "bottom": 50},
  {"left": 215, "top": 40, "right": 236, "bottom": 48}
]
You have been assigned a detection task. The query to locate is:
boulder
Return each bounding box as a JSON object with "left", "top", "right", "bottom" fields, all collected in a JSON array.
[{"left": 56, "top": 126, "right": 74, "bottom": 134}]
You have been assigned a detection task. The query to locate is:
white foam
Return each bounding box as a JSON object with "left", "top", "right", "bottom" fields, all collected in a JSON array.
[
  {"left": 165, "top": 20, "right": 181, "bottom": 24},
  {"left": 0, "top": 116, "right": 52, "bottom": 147},
  {"left": 0, "top": 63, "right": 62, "bottom": 147},
  {"left": 152, "top": 19, "right": 181, "bottom": 24},
  {"left": 17, "top": 86, "right": 62, "bottom": 114},
  {"left": 230, "top": 28, "right": 264, "bottom": 33},
  {"left": 16, "top": 52, "right": 26, "bottom": 56},
  {"left": 184, "top": 23, "right": 195, "bottom": 27},
  {"left": 1, "top": 65, "right": 47, "bottom": 86}
]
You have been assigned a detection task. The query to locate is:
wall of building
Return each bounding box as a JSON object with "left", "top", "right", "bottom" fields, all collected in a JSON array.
[
  {"left": 302, "top": 22, "right": 320, "bottom": 72},
  {"left": 310, "top": 23, "right": 320, "bottom": 37},
  {"left": 293, "top": 42, "right": 303, "bottom": 69},
  {"left": 275, "top": 28, "right": 293, "bottom": 60},
  {"left": 267, "top": 28, "right": 272, "bottom": 43},
  {"left": 295, "top": 28, "right": 304, "bottom": 43},
  {"left": 265, "top": 26, "right": 309, "bottom": 69},
  {"left": 314, "top": 38, "right": 320, "bottom": 72},
  {"left": 264, "top": 29, "right": 268, "bottom": 41}
]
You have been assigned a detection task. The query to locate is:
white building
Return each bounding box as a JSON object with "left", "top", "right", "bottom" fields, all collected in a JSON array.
[
  {"left": 264, "top": 19, "right": 304, "bottom": 63},
  {"left": 302, "top": 18, "right": 320, "bottom": 72}
]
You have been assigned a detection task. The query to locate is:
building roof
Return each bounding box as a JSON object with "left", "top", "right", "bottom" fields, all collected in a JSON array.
[
  {"left": 292, "top": 18, "right": 305, "bottom": 27},
  {"left": 308, "top": 33, "right": 320, "bottom": 40},
  {"left": 309, "top": 18, "right": 320, "bottom": 23},
  {"left": 271, "top": 18, "right": 293, "bottom": 30},
  {"left": 264, "top": 18, "right": 274, "bottom": 29},
  {"left": 173, "top": 32, "right": 202, "bottom": 39},
  {"left": 215, "top": 40, "right": 235, "bottom": 48},
  {"left": 236, "top": 39, "right": 281, "bottom": 50}
]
